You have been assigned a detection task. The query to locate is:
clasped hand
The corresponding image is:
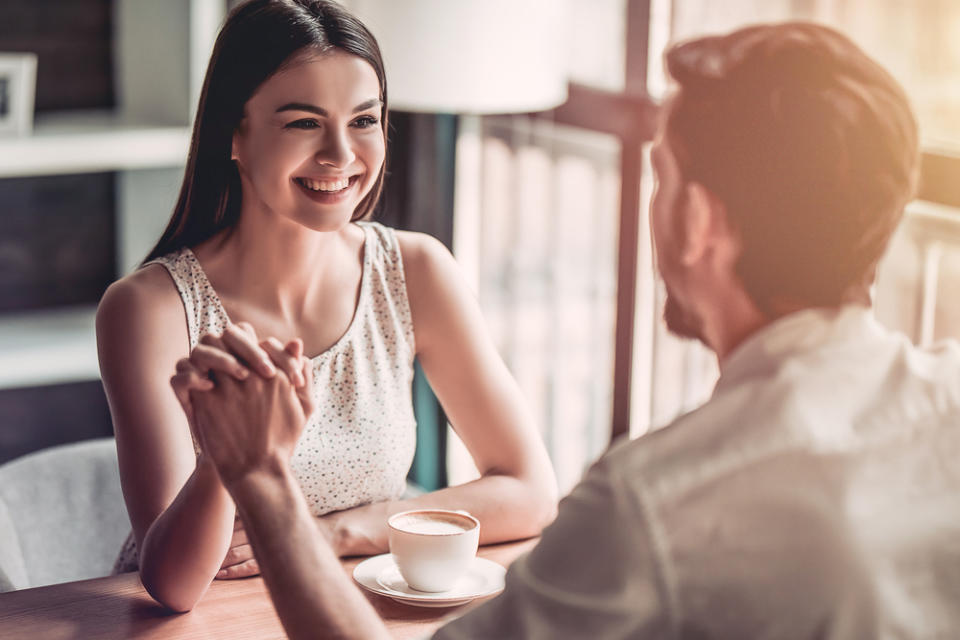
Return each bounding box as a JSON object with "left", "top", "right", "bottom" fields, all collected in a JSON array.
[{"left": 169, "top": 322, "right": 316, "bottom": 578}]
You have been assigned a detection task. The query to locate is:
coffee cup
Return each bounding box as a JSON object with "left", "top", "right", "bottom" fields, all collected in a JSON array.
[{"left": 387, "top": 509, "right": 480, "bottom": 592}]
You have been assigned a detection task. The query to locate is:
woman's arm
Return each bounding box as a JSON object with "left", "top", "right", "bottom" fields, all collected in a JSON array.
[
  {"left": 189, "top": 356, "right": 387, "bottom": 640},
  {"left": 97, "top": 268, "right": 237, "bottom": 611},
  {"left": 168, "top": 329, "right": 313, "bottom": 580},
  {"left": 323, "top": 232, "right": 559, "bottom": 556}
]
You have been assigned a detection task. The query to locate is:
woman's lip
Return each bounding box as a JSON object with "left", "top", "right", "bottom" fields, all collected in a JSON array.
[
  {"left": 293, "top": 175, "right": 359, "bottom": 203},
  {"left": 296, "top": 175, "right": 356, "bottom": 182}
]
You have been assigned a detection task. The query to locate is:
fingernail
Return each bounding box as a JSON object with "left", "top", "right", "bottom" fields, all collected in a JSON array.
[
  {"left": 264, "top": 363, "right": 277, "bottom": 376},
  {"left": 237, "top": 368, "right": 249, "bottom": 379},
  {"left": 217, "top": 569, "right": 227, "bottom": 578}
]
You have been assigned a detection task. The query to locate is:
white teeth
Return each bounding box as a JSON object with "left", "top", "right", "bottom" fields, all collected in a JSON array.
[{"left": 300, "top": 177, "right": 350, "bottom": 192}]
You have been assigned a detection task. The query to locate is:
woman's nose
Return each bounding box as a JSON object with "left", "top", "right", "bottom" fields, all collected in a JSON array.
[{"left": 315, "top": 129, "right": 355, "bottom": 168}]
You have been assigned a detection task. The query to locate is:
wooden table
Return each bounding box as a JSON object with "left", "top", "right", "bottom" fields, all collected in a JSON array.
[{"left": 0, "top": 538, "right": 537, "bottom": 639}]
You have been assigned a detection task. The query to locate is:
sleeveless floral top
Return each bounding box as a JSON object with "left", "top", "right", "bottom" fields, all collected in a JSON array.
[{"left": 113, "top": 221, "right": 417, "bottom": 573}]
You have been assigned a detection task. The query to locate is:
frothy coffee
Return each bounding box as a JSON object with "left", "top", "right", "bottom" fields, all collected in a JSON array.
[
  {"left": 392, "top": 513, "right": 474, "bottom": 535},
  {"left": 388, "top": 509, "right": 480, "bottom": 591}
]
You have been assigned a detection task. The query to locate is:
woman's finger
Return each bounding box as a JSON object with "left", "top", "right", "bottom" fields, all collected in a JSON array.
[
  {"left": 174, "top": 358, "right": 213, "bottom": 390},
  {"left": 198, "top": 332, "right": 227, "bottom": 350},
  {"left": 235, "top": 321, "right": 258, "bottom": 339},
  {"left": 172, "top": 359, "right": 215, "bottom": 391},
  {"left": 285, "top": 337, "right": 304, "bottom": 359},
  {"left": 296, "top": 354, "right": 316, "bottom": 417},
  {"left": 216, "top": 557, "right": 260, "bottom": 579},
  {"left": 260, "top": 337, "right": 305, "bottom": 388},
  {"left": 188, "top": 344, "right": 250, "bottom": 380},
  {"left": 222, "top": 324, "right": 276, "bottom": 378},
  {"left": 220, "top": 542, "right": 254, "bottom": 568},
  {"left": 175, "top": 357, "right": 200, "bottom": 375},
  {"left": 170, "top": 359, "right": 214, "bottom": 429}
]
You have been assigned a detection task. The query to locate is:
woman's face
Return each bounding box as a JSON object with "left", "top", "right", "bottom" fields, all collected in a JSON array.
[{"left": 232, "top": 50, "right": 385, "bottom": 232}]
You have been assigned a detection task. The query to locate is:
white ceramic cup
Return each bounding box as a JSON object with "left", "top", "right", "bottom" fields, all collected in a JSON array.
[{"left": 387, "top": 509, "right": 480, "bottom": 592}]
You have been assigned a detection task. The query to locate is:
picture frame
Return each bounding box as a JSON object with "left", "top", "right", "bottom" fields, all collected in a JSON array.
[{"left": 0, "top": 53, "right": 38, "bottom": 137}]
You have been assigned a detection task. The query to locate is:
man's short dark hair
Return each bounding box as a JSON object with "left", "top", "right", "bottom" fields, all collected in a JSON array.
[{"left": 664, "top": 22, "right": 919, "bottom": 314}]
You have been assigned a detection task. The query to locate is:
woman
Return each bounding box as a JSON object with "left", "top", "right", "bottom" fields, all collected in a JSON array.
[{"left": 96, "top": 0, "right": 557, "bottom": 612}]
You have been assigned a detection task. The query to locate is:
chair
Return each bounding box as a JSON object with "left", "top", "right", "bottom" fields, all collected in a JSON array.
[{"left": 0, "top": 438, "right": 130, "bottom": 592}]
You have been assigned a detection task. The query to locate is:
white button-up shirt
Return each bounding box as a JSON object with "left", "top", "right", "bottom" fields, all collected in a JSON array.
[{"left": 436, "top": 306, "right": 960, "bottom": 639}]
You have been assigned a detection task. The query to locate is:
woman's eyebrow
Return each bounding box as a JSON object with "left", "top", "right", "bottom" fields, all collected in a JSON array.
[
  {"left": 352, "top": 98, "right": 383, "bottom": 112},
  {"left": 275, "top": 98, "right": 383, "bottom": 116}
]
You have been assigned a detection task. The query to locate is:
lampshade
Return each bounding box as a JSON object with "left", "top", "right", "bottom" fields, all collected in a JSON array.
[{"left": 348, "top": 0, "right": 569, "bottom": 114}]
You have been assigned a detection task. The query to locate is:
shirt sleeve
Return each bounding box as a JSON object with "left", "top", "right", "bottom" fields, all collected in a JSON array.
[{"left": 432, "top": 455, "right": 672, "bottom": 640}]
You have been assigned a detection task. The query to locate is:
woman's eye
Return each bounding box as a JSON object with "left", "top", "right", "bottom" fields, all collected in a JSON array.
[
  {"left": 352, "top": 115, "right": 379, "bottom": 129},
  {"left": 286, "top": 119, "right": 320, "bottom": 130}
]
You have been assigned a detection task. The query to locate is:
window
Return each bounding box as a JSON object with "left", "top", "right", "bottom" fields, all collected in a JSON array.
[{"left": 451, "top": 116, "right": 622, "bottom": 492}]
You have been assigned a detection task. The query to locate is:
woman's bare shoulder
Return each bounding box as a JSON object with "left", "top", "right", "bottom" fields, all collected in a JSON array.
[
  {"left": 394, "top": 230, "right": 457, "bottom": 284},
  {"left": 98, "top": 264, "right": 183, "bottom": 325},
  {"left": 96, "top": 263, "right": 189, "bottom": 360}
]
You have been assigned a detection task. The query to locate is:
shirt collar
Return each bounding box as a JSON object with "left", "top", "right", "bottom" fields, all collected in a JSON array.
[{"left": 714, "top": 305, "right": 883, "bottom": 393}]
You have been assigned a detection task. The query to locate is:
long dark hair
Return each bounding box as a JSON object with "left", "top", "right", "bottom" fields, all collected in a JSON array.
[{"left": 144, "top": 0, "right": 388, "bottom": 263}]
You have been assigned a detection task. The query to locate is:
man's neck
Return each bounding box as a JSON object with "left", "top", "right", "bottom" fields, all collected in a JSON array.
[
  {"left": 711, "top": 288, "right": 874, "bottom": 370},
  {"left": 702, "top": 288, "right": 771, "bottom": 370}
]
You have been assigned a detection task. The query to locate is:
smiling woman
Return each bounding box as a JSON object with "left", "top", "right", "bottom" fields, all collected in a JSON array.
[
  {"left": 229, "top": 51, "right": 385, "bottom": 232},
  {"left": 94, "top": 0, "right": 557, "bottom": 614}
]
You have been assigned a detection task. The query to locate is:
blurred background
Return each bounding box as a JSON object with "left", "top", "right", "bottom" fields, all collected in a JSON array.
[{"left": 0, "top": 0, "right": 957, "bottom": 496}]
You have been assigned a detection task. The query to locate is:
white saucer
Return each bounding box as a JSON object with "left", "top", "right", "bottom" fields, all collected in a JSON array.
[{"left": 353, "top": 553, "right": 506, "bottom": 608}]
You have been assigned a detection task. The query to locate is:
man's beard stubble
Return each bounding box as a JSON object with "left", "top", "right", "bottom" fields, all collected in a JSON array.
[{"left": 662, "top": 287, "right": 706, "bottom": 343}]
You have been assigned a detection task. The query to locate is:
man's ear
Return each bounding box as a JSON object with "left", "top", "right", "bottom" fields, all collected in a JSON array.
[{"left": 678, "top": 181, "right": 722, "bottom": 266}]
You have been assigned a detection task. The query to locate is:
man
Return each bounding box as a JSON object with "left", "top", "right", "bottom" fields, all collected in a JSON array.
[{"left": 189, "top": 22, "right": 960, "bottom": 639}]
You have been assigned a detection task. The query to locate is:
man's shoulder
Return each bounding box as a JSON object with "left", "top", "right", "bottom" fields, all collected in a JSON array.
[
  {"left": 598, "top": 371, "right": 823, "bottom": 505},
  {"left": 601, "top": 328, "right": 960, "bottom": 506}
]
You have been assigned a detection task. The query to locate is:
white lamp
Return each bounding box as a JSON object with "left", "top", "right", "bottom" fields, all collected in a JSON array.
[{"left": 349, "top": 0, "right": 569, "bottom": 114}]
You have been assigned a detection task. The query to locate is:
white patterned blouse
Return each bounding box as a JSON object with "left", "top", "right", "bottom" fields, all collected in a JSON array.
[{"left": 113, "top": 221, "right": 417, "bottom": 573}]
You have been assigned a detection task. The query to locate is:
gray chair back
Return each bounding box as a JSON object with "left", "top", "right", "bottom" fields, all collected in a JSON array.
[{"left": 0, "top": 438, "right": 130, "bottom": 591}]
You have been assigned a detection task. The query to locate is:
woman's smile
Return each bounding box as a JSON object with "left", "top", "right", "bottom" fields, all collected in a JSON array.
[{"left": 293, "top": 174, "right": 361, "bottom": 204}]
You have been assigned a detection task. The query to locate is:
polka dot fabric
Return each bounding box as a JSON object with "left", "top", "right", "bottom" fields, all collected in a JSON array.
[{"left": 112, "top": 222, "right": 417, "bottom": 573}]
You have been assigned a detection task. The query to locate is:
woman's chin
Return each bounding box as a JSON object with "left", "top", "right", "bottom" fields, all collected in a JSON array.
[{"left": 291, "top": 209, "right": 360, "bottom": 234}]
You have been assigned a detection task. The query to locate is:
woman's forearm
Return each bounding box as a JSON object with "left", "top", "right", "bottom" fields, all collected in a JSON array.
[
  {"left": 328, "top": 473, "right": 557, "bottom": 557},
  {"left": 138, "top": 457, "right": 236, "bottom": 612}
]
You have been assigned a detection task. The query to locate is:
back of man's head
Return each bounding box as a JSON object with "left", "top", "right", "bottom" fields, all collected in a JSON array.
[{"left": 664, "top": 22, "right": 919, "bottom": 315}]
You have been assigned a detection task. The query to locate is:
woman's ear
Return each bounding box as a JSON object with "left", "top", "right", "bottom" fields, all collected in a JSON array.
[{"left": 231, "top": 118, "right": 248, "bottom": 161}]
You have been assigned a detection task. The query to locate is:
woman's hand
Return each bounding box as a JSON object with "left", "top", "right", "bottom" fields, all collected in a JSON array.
[
  {"left": 217, "top": 517, "right": 260, "bottom": 579},
  {"left": 218, "top": 498, "right": 356, "bottom": 579},
  {"left": 190, "top": 345, "right": 314, "bottom": 487},
  {"left": 170, "top": 322, "right": 313, "bottom": 432}
]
